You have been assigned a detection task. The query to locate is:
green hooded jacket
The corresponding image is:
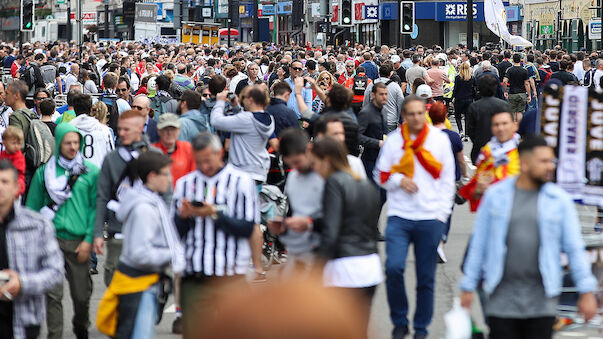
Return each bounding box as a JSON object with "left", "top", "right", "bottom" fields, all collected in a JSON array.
[{"left": 26, "top": 123, "right": 100, "bottom": 243}]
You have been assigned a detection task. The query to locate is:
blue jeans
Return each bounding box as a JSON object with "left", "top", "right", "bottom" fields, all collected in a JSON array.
[
  {"left": 385, "top": 217, "right": 444, "bottom": 335},
  {"left": 131, "top": 286, "right": 158, "bottom": 339}
]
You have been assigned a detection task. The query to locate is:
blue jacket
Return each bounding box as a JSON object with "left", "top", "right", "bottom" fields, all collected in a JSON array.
[
  {"left": 460, "top": 177, "right": 597, "bottom": 297},
  {"left": 285, "top": 78, "right": 313, "bottom": 118},
  {"left": 178, "top": 109, "right": 211, "bottom": 143},
  {"left": 265, "top": 97, "right": 300, "bottom": 137}
]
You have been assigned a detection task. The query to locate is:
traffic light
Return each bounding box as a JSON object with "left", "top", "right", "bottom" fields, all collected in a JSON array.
[
  {"left": 401, "top": 2, "right": 415, "bottom": 34},
  {"left": 21, "top": 0, "right": 34, "bottom": 31},
  {"left": 340, "top": 0, "right": 352, "bottom": 27},
  {"left": 292, "top": 0, "right": 303, "bottom": 28}
]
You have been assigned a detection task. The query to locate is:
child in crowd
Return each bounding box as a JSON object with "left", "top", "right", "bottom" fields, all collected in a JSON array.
[{"left": 0, "top": 126, "right": 26, "bottom": 195}]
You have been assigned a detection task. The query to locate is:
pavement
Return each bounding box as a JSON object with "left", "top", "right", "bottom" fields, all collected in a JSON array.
[{"left": 47, "top": 124, "right": 602, "bottom": 339}]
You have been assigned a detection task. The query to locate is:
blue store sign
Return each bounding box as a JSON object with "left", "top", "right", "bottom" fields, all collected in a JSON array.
[
  {"left": 505, "top": 6, "right": 520, "bottom": 22},
  {"left": 262, "top": 4, "right": 275, "bottom": 16},
  {"left": 240, "top": 1, "right": 253, "bottom": 18},
  {"left": 277, "top": 1, "right": 292, "bottom": 14},
  {"left": 414, "top": 1, "right": 509, "bottom": 22},
  {"left": 379, "top": 2, "right": 398, "bottom": 20}
]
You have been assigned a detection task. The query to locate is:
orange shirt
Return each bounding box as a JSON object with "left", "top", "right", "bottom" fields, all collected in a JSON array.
[{"left": 152, "top": 140, "right": 197, "bottom": 187}]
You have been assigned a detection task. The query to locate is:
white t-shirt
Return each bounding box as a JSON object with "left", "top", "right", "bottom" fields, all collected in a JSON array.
[
  {"left": 594, "top": 69, "right": 603, "bottom": 90},
  {"left": 70, "top": 115, "right": 115, "bottom": 168},
  {"left": 347, "top": 154, "right": 367, "bottom": 179},
  {"left": 323, "top": 253, "right": 383, "bottom": 288}
]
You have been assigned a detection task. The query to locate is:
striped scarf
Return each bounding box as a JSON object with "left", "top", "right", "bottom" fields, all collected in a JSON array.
[{"left": 390, "top": 122, "right": 442, "bottom": 179}]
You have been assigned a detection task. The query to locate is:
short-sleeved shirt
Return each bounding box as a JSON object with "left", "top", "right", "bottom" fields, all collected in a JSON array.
[
  {"left": 405, "top": 65, "right": 429, "bottom": 90},
  {"left": 505, "top": 66, "right": 529, "bottom": 94},
  {"left": 427, "top": 68, "right": 448, "bottom": 97},
  {"left": 396, "top": 67, "right": 407, "bottom": 84},
  {"left": 442, "top": 129, "right": 463, "bottom": 181}
]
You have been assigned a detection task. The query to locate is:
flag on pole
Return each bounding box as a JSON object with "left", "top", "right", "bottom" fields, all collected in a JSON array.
[{"left": 484, "top": 0, "right": 533, "bottom": 47}]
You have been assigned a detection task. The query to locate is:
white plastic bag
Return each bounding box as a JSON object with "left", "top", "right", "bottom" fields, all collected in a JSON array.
[{"left": 445, "top": 297, "right": 472, "bottom": 339}]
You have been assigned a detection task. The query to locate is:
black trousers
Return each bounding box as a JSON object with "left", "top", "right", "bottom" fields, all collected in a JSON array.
[{"left": 488, "top": 316, "right": 555, "bottom": 339}]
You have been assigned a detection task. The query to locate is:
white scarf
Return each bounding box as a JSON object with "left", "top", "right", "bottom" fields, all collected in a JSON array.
[
  {"left": 41, "top": 154, "right": 87, "bottom": 219},
  {"left": 488, "top": 133, "right": 520, "bottom": 167},
  {"left": 133, "top": 180, "right": 186, "bottom": 274}
]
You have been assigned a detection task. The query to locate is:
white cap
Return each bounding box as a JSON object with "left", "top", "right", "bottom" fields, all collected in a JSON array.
[
  {"left": 34, "top": 49, "right": 44, "bottom": 55},
  {"left": 391, "top": 55, "right": 401, "bottom": 63},
  {"left": 416, "top": 84, "right": 432, "bottom": 99}
]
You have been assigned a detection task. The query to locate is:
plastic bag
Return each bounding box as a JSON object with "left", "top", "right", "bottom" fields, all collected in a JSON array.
[{"left": 445, "top": 298, "right": 472, "bottom": 339}]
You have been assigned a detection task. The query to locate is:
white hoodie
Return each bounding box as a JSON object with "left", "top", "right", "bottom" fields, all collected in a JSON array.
[{"left": 70, "top": 114, "right": 115, "bottom": 168}]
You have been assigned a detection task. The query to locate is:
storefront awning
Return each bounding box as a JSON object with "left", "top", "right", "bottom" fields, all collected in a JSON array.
[{"left": 219, "top": 28, "right": 239, "bottom": 36}]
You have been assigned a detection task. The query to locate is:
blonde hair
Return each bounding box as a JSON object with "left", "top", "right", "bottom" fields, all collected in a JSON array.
[
  {"left": 91, "top": 101, "right": 109, "bottom": 125},
  {"left": 459, "top": 62, "right": 472, "bottom": 81},
  {"left": 317, "top": 71, "right": 335, "bottom": 87},
  {"left": 163, "top": 70, "right": 175, "bottom": 82},
  {"left": 2, "top": 126, "right": 23, "bottom": 144}
]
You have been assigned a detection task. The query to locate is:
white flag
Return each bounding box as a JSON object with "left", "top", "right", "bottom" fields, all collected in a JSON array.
[{"left": 484, "top": 0, "right": 533, "bottom": 47}]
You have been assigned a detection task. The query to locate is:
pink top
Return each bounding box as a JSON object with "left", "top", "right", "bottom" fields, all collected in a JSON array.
[{"left": 427, "top": 68, "right": 449, "bottom": 97}]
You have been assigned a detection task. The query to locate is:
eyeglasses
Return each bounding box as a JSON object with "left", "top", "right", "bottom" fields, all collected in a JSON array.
[
  {"left": 131, "top": 105, "right": 146, "bottom": 110},
  {"left": 346, "top": 65, "right": 354, "bottom": 68},
  {"left": 202, "top": 94, "right": 211, "bottom": 98},
  {"left": 292, "top": 67, "right": 302, "bottom": 71},
  {"left": 34, "top": 96, "right": 47, "bottom": 100},
  {"left": 116, "top": 88, "right": 129, "bottom": 93}
]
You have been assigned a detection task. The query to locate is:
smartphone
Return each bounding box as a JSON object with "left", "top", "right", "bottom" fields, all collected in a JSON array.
[{"left": 191, "top": 201, "right": 206, "bottom": 207}]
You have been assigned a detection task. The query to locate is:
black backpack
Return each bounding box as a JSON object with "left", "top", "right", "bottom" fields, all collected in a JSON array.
[
  {"left": 99, "top": 93, "right": 119, "bottom": 135},
  {"left": 352, "top": 74, "right": 369, "bottom": 96}
]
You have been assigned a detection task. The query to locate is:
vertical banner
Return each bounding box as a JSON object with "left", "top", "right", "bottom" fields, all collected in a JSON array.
[
  {"left": 539, "top": 81, "right": 563, "bottom": 181},
  {"left": 584, "top": 92, "right": 603, "bottom": 207},
  {"left": 557, "top": 85, "right": 588, "bottom": 199}
]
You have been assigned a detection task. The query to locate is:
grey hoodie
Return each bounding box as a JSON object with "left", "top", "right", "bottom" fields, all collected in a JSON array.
[
  {"left": 178, "top": 109, "right": 211, "bottom": 142},
  {"left": 117, "top": 187, "right": 171, "bottom": 273},
  {"left": 211, "top": 100, "right": 275, "bottom": 182}
]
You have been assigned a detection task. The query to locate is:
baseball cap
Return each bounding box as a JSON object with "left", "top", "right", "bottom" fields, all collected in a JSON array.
[
  {"left": 416, "top": 84, "right": 432, "bottom": 99},
  {"left": 157, "top": 113, "right": 181, "bottom": 130},
  {"left": 391, "top": 55, "right": 401, "bottom": 63}
]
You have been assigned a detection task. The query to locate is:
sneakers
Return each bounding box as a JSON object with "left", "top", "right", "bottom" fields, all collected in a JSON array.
[
  {"left": 437, "top": 243, "right": 447, "bottom": 264},
  {"left": 172, "top": 316, "right": 183, "bottom": 334}
]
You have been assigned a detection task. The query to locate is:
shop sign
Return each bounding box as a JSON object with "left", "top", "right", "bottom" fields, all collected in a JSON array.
[
  {"left": 379, "top": 2, "right": 398, "bottom": 20},
  {"left": 239, "top": 2, "right": 254, "bottom": 18},
  {"left": 435, "top": 2, "right": 480, "bottom": 21},
  {"left": 135, "top": 3, "right": 157, "bottom": 23},
  {"left": 262, "top": 4, "right": 276, "bottom": 16},
  {"left": 589, "top": 20, "right": 601, "bottom": 40},
  {"left": 505, "top": 6, "right": 520, "bottom": 22},
  {"left": 540, "top": 24, "right": 553, "bottom": 35},
  {"left": 277, "top": 1, "right": 292, "bottom": 14}
]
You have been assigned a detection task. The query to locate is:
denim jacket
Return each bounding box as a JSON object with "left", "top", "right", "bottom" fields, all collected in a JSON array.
[{"left": 460, "top": 177, "right": 597, "bottom": 297}]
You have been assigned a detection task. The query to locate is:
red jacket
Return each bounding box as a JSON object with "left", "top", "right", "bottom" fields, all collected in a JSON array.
[
  {"left": 0, "top": 150, "right": 25, "bottom": 195},
  {"left": 152, "top": 140, "right": 196, "bottom": 187}
]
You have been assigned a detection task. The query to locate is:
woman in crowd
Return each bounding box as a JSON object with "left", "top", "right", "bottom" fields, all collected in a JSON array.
[
  {"left": 80, "top": 69, "right": 99, "bottom": 95},
  {"left": 311, "top": 137, "right": 382, "bottom": 339},
  {"left": 452, "top": 62, "right": 475, "bottom": 139},
  {"left": 98, "top": 152, "right": 184, "bottom": 338},
  {"left": 312, "top": 71, "right": 335, "bottom": 114}
]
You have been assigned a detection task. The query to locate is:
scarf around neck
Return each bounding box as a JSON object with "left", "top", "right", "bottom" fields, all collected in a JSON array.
[
  {"left": 391, "top": 122, "right": 442, "bottom": 179},
  {"left": 44, "top": 153, "right": 87, "bottom": 207}
]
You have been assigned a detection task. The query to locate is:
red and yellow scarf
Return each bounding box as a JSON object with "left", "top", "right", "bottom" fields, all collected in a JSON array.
[{"left": 391, "top": 122, "right": 442, "bottom": 179}]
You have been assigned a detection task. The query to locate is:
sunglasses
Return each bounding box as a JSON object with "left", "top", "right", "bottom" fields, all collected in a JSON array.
[
  {"left": 131, "top": 105, "right": 146, "bottom": 110},
  {"left": 346, "top": 65, "right": 354, "bottom": 68},
  {"left": 292, "top": 67, "right": 302, "bottom": 71},
  {"left": 34, "top": 96, "right": 47, "bottom": 100},
  {"left": 116, "top": 88, "right": 129, "bottom": 93}
]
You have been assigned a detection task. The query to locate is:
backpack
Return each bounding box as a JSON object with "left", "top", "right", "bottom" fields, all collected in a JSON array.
[
  {"left": 258, "top": 184, "right": 289, "bottom": 226},
  {"left": 525, "top": 62, "right": 540, "bottom": 82},
  {"left": 352, "top": 74, "right": 369, "bottom": 96},
  {"left": 151, "top": 95, "right": 173, "bottom": 121},
  {"left": 40, "top": 64, "right": 57, "bottom": 86},
  {"left": 539, "top": 67, "right": 552, "bottom": 85},
  {"left": 23, "top": 113, "right": 54, "bottom": 170},
  {"left": 99, "top": 93, "right": 119, "bottom": 135}
]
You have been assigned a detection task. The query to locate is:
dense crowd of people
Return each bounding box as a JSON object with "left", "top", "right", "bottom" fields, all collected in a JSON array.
[{"left": 0, "top": 39, "right": 599, "bottom": 339}]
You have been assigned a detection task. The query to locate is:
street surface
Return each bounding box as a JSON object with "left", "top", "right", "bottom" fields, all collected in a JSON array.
[{"left": 49, "top": 131, "right": 602, "bottom": 339}]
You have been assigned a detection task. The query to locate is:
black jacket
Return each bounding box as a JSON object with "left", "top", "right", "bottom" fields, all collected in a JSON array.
[
  {"left": 357, "top": 102, "right": 385, "bottom": 162},
  {"left": 314, "top": 107, "right": 360, "bottom": 156},
  {"left": 265, "top": 97, "right": 300, "bottom": 137},
  {"left": 316, "top": 171, "right": 379, "bottom": 260},
  {"left": 466, "top": 96, "right": 512, "bottom": 163}
]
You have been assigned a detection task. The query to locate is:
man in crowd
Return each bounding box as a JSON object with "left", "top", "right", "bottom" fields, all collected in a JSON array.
[
  {"left": 503, "top": 53, "right": 531, "bottom": 122},
  {"left": 338, "top": 60, "right": 356, "bottom": 85},
  {"left": 116, "top": 76, "right": 133, "bottom": 105},
  {"left": 26, "top": 123, "right": 99, "bottom": 339},
  {"left": 358, "top": 82, "right": 388, "bottom": 182},
  {"left": 376, "top": 95, "right": 455, "bottom": 339},
  {"left": 363, "top": 63, "right": 405, "bottom": 132},
  {"left": 6, "top": 80, "right": 36, "bottom": 144},
  {"left": 173, "top": 132, "right": 260, "bottom": 336},
  {"left": 152, "top": 113, "right": 196, "bottom": 185},
  {"left": 285, "top": 60, "right": 313, "bottom": 118},
  {"left": 405, "top": 55, "right": 434, "bottom": 95},
  {"left": 177, "top": 89, "right": 211, "bottom": 143},
  {"left": 64, "top": 63, "right": 79, "bottom": 94},
  {"left": 360, "top": 52, "right": 379, "bottom": 80},
  {"left": 131, "top": 94, "right": 159, "bottom": 143},
  {"left": 426, "top": 58, "right": 450, "bottom": 102},
  {"left": 550, "top": 60, "right": 579, "bottom": 85},
  {"left": 70, "top": 92, "right": 115, "bottom": 168},
  {"left": 266, "top": 81, "right": 300, "bottom": 137},
  {"left": 0, "top": 82, "right": 13, "bottom": 144},
  {"left": 467, "top": 74, "right": 513, "bottom": 164},
  {"left": 93, "top": 110, "right": 161, "bottom": 287},
  {"left": 0, "top": 160, "right": 64, "bottom": 339},
  {"left": 460, "top": 136, "right": 598, "bottom": 339}
]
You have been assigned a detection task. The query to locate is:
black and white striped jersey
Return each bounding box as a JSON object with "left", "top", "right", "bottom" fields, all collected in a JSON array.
[{"left": 172, "top": 164, "right": 260, "bottom": 277}]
